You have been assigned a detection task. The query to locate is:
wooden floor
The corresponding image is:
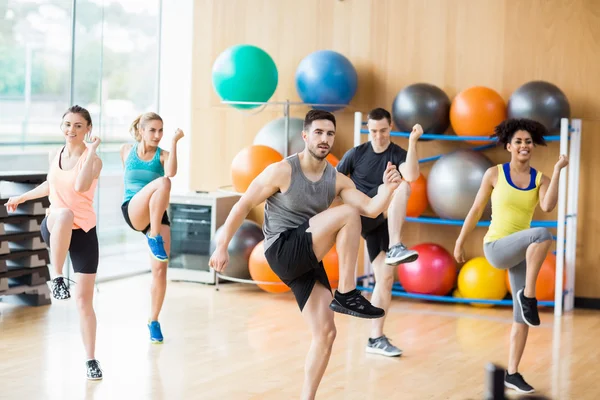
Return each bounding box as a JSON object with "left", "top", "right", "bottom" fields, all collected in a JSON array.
[{"left": 1, "top": 274, "right": 598, "bottom": 400}]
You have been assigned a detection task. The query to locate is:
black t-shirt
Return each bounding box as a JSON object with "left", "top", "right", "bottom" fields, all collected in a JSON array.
[{"left": 337, "top": 142, "right": 408, "bottom": 198}]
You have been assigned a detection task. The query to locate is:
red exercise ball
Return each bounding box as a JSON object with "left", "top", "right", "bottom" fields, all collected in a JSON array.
[
  {"left": 397, "top": 243, "right": 457, "bottom": 295},
  {"left": 231, "top": 145, "right": 283, "bottom": 193},
  {"left": 450, "top": 86, "right": 507, "bottom": 144},
  {"left": 406, "top": 173, "right": 428, "bottom": 218}
]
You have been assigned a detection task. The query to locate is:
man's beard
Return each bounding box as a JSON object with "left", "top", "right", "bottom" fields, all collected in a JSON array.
[{"left": 308, "top": 145, "right": 329, "bottom": 161}]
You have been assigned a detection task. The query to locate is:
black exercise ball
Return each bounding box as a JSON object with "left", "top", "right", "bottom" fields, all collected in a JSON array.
[
  {"left": 507, "top": 81, "right": 571, "bottom": 134},
  {"left": 391, "top": 83, "right": 450, "bottom": 140}
]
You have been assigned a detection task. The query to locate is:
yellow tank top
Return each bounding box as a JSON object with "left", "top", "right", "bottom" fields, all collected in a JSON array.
[{"left": 484, "top": 163, "right": 542, "bottom": 243}]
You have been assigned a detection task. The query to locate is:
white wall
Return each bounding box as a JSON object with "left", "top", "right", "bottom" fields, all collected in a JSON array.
[{"left": 158, "top": 0, "right": 194, "bottom": 195}]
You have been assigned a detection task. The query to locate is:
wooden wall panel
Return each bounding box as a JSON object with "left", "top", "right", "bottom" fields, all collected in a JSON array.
[{"left": 189, "top": 0, "right": 600, "bottom": 298}]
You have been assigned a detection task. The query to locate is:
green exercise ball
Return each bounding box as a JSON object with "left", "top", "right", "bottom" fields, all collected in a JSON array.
[{"left": 212, "top": 44, "right": 278, "bottom": 109}]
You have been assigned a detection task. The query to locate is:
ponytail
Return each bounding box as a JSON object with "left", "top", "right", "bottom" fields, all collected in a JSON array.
[{"left": 129, "top": 115, "right": 143, "bottom": 142}]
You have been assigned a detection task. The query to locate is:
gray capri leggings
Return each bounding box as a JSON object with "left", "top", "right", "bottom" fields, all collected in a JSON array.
[{"left": 483, "top": 227, "right": 553, "bottom": 323}]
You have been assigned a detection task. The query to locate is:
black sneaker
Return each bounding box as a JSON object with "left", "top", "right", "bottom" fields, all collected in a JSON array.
[
  {"left": 50, "top": 277, "right": 72, "bottom": 300},
  {"left": 329, "top": 289, "right": 384, "bottom": 319},
  {"left": 517, "top": 288, "right": 540, "bottom": 326},
  {"left": 86, "top": 359, "right": 103, "bottom": 380},
  {"left": 385, "top": 243, "right": 419, "bottom": 266},
  {"left": 504, "top": 371, "right": 534, "bottom": 394}
]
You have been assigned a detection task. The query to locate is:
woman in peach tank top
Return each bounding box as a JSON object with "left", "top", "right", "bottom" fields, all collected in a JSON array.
[{"left": 5, "top": 105, "right": 104, "bottom": 380}]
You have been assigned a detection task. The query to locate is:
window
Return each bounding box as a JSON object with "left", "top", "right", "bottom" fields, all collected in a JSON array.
[{"left": 0, "top": 0, "right": 162, "bottom": 281}]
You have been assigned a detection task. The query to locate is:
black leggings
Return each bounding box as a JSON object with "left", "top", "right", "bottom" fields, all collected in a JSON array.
[{"left": 40, "top": 217, "right": 99, "bottom": 274}]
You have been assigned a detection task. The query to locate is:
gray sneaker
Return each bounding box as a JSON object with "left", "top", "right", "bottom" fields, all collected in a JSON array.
[
  {"left": 365, "top": 335, "right": 403, "bottom": 357},
  {"left": 385, "top": 243, "right": 418, "bottom": 266}
]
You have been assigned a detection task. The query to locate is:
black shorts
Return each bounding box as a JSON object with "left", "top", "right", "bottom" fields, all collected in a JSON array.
[
  {"left": 40, "top": 217, "right": 99, "bottom": 274},
  {"left": 264, "top": 221, "right": 332, "bottom": 311},
  {"left": 121, "top": 200, "right": 170, "bottom": 235},
  {"left": 361, "top": 214, "right": 389, "bottom": 263}
]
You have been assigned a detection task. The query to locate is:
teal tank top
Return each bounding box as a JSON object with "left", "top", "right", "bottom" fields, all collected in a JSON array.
[{"left": 123, "top": 143, "right": 164, "bottom": 203}]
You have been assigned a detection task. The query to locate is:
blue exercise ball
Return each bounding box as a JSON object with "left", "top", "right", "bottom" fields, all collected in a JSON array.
[{"left": 295, "top": 50, "right": 358, "bottom": 112}]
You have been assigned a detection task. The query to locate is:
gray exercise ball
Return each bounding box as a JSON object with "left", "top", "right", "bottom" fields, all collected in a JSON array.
[
  {"left": 427, "top": 150, "right": 493, "bottom": 220},
  {"left": 253, "top": 117, "right": 305, "bottom": 157},
  {"left": 210, "top": 219, "right": 264, "bottom": 280},
  {"left": 507, "top": 81, "right": 571, "bottom": 134},
  {"left": 391, "top": 83, "right": 451, "bottom": 139}
]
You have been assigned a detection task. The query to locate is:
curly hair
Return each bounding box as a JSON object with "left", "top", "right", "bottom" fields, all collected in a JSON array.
[{"left": 491, "top": 118, "right": 548, "bottom": 149}]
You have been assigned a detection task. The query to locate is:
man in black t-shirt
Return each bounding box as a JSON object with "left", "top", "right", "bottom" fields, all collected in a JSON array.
[{"left": 337, "top": 107, "right": 422, "bottom": 357}]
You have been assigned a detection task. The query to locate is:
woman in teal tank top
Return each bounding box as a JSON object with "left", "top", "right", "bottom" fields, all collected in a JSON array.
[
  {"left": 454, "top": 118, "right": 568, "bottom": 394},
  {"left": 120, "top": 112, "right": 185, "bottom": 344}
]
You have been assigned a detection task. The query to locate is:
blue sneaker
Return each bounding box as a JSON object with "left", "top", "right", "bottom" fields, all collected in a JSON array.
[
  {"left": 148, "top": 321, "right": 164, "bottom": 343},
  {"left": 146, "top": 233, "right": 168, "bottom": 262}
]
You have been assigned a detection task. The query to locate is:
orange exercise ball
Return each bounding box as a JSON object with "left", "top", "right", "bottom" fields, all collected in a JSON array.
[
  {"left": 326, "top": 153, "right": 339, "bottom": 167},
  {"left": 231, "top": 145, "right": 283, "bottom": 193},
  {"left": 450, "top": 86, "right": 507, "bottom": 144},
  {"left": 248, "top": 240, "right": 290, "bottom": 293},
  {"left": 406, "top": 173, "right": 429, "bottom": 218},
  {"left": 322, "top": 245, "right": 339, "bottom": 289},
  {"left": 505, "top": 253, "right": 565, "bottom": 301}
]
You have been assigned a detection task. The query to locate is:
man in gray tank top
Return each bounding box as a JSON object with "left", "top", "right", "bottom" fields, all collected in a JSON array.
[{"left": 209, "top": 110, "right": 401, "bottom": 400}]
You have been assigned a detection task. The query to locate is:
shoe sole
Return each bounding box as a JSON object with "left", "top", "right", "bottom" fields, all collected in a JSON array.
[
  {"left": 329, "top": 302, "right": 384, "bottom": 319},
  {"left": 151, "top": 339, "right": 164, "bottom": 344},
  {"left": 504, "top": 381, "right": 534, "bottom": 394},
  {"left": 385, "top": 252, "right": 419, "bottom": 266},
  {"left": 87, "top": 376, "right": 103, "bottom": 381},
  {"left": 516, "top": 289, "right": 539, "bottom": 327},
  {"left": 150, "top": 253, "right": 169, "bottom": 263},
  {"left": 365, "top": 346, "right": 403, "bottom": 357}
]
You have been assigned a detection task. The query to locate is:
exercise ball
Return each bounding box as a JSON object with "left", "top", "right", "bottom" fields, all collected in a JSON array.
[
  {"left": 458, "top": 256, "right": 507, "bottom": 307},
  {"left": 248, "top": 241, "right": 290, "bottom": 293},
  {"left": 507, "top": 81, "right": 571, "bottom": 133},
  {"left": 322, "top": 246, "right": 339, "bottom": 289},
  {"left": 406, "top": 173, "right": 428, "bottom": 218},
  {"left": 397, "top": 243, "right": 457, "bottom": 296},
  {"left": 326, "top": 153, "right": 339, "bottom": 167},
  {"left": 450, "top": 86, "right": 507, "bottom": 143},
  {"left": 212, "top": 44, "right": 278, "bottom": 110},
  {"left": 505, "top": 253, "right": 565, "bottom": 302},
  {"left": 210, "top": 220, "right": 264, "bottom": 280},
  {"left": 295, "top": 50, "right": 358, "bottom": 112},
  {"left": 391, "top": 83, "right": 451, "bottom": 139},
  {"left": 253, "top": 117, "right": 305, "bottom": 157},
  {"left": 231, "top": 145, "right": 283, "bottom": 193},
  {"left": 427, "top": 149, "right": 493, "bottom": 220}
]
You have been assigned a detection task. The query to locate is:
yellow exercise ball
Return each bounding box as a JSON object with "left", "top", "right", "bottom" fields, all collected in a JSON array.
[{"left": 457, "top": 256, "right": 507, "bottom": 307}]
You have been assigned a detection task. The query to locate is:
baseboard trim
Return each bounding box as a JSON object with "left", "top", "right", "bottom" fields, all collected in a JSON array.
[{"left": 575, "top": 297, "right": 600, "bottom": 310}]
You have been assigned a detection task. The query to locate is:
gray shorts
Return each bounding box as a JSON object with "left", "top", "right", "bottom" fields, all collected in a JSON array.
[{"left": 483, "top": 227, "right": 553, "bottom": 323}]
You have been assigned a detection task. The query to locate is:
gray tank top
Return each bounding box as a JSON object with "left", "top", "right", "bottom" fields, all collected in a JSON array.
[{"left": 263, "top": 154, "right": 337, "bottom": 250}]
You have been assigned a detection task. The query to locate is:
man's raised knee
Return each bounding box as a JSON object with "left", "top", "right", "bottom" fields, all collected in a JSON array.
[
  {"left": 395, "top": 180, "right": 411, "bottom": 197},
  {"left": 339, "top": 204, "right": 361, "bottom": 224}
]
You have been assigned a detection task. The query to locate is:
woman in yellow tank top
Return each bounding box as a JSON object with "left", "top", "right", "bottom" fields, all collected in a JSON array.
[{"left": 454, "top": 118, "right": 568, "bottom": 394}]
